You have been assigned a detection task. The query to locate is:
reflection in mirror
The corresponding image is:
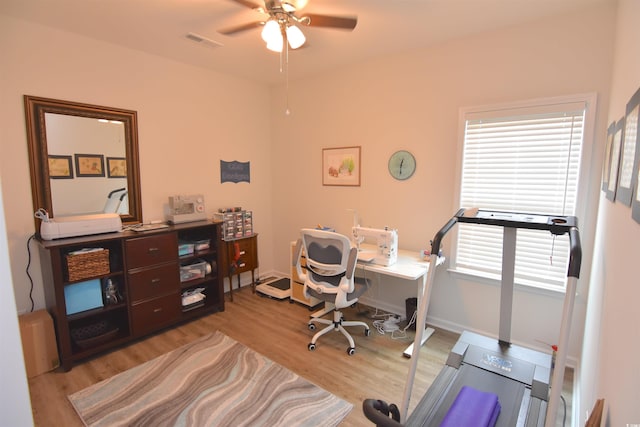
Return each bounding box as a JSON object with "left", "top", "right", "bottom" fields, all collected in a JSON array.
[
  {"left": 24, "top": 95, "right": 142, "bottom": 230},
  {"left": 46, "top": 113, "right": 128, "bottom": 216}
]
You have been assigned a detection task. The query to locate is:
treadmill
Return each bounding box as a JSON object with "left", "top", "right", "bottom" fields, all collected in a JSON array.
[{"left": 363, "top": 209, "right": 582, "bottom": 427}]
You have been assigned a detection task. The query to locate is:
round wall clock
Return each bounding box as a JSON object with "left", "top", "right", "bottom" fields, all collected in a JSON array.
[{"left": 388, "top": 150, "right": 416, "bottom": 180}]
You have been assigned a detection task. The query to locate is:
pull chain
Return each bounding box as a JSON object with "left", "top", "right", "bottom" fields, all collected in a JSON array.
[{"left": 284, "top": 32, "right": 291, "bottom": 116}]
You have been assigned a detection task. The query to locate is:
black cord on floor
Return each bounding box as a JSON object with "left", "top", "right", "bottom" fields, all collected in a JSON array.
[
  {"left": 26, "top": 234, "right": 36, "bottom": 312},
  {"left": 560, "top": 394, "right": 567, "bottom": 427}
]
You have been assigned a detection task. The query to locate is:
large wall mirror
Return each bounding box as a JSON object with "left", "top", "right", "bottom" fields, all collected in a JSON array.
[{"left": 24, "top": 95, "right": 143, "bottom": 230}]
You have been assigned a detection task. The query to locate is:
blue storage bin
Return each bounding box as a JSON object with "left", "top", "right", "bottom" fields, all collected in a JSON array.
[
  {"left": 64, "top": 279, "right": 104, "bottom": 315},
  {"left": 178, "top": 242, "right": 195, "bottom": 257}
]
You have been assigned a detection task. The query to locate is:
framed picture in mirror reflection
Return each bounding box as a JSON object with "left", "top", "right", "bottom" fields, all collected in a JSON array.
[
  {"left": 75, "top": 154, "right": 105, "bottom": 177},
  {"left": 48, "top": 155, "right": 73, "bottom": 179},
  {"left": 107, "top": 157, "right": 127, "bottom": 178}
]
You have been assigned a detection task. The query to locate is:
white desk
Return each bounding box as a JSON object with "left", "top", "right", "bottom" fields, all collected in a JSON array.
[{"left": 356, "top": 246, "right": 443, "bottom": 357}]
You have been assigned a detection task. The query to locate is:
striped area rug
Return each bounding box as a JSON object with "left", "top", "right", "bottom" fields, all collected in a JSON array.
[{"left": 69, "top": 331, "right": 352, "bottom": 426}]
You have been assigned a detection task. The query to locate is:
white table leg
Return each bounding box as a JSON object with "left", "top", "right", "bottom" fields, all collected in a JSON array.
[{"left": 403, "top": 326, "right": 434, "bottom": 357}]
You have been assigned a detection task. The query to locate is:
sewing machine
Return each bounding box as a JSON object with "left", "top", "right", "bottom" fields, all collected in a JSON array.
[{"left": 352, "top": 226, "right": 398, "bottom": 266}]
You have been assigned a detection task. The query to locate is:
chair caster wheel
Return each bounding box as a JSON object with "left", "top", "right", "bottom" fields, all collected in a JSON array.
[
  {"left": 308, "top": 323, "right": 316, "bottom": 331},
  {"left": 365, "top": 328, "right": 371, "bottom": 337},
  {"left": 347, "top": 347, "right": 356, "bottom": 356},
  {"left": 308, "top": 343, "right": 316, "bottom": 351}
]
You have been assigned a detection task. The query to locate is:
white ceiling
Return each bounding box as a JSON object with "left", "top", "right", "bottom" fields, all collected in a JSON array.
[{"left": 1, "top": 0, "right": 613, "bottom": 85}]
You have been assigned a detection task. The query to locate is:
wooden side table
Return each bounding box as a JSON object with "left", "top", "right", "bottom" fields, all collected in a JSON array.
[{"left": 223, "top": 234, "right": 258, "bottom": 302}]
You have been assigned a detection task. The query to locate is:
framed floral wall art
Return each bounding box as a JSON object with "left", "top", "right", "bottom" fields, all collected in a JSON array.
[{"left": 322, "top": 146, "right": 361, "bottom": 186}]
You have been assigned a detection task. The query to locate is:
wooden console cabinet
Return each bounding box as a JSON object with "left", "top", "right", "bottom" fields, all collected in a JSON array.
[
  {"left": 37, "top": 220, "right": 224, "bottom": 370},
  {"left": 222, "top": 234, "right": 258, "bottom": 302}
]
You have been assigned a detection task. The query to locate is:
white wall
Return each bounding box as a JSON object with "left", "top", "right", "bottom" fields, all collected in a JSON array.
[
  {"left": 580, "top": 1, "right": 640, "bottom": 425},
  {"left": 270, "top": 2, "right": 616, "bottom": 362},
  {"left": 0, "top": 178, "right": 33, "bottom": 425},
  {"left": 0, "top": 15, "right": 275, "bottom": 313}
]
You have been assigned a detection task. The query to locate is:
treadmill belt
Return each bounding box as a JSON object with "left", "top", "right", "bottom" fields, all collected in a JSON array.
[{"left": 417, "top": 364, "right": 525, "bottom": 427}]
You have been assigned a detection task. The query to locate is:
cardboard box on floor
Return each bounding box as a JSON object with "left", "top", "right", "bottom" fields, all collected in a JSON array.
[{"left": 19, "top": 310, "right": 59, "bottom": 378}]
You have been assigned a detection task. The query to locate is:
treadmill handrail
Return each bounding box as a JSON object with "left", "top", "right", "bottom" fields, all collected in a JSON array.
[
  {"left": 430, "top": 208, "right": 463, "bottom": 255},
  {"left": 568, "top": 227, "right": 581, "bottom": 278}
]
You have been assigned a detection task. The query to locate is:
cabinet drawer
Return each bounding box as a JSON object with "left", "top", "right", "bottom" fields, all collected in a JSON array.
[
  {"left": 126, "top": 233, "right": 178, "bottom": 269},
  {"left": 131, "top": 293, "right": 181, "bottom": 336},
  {"left": 234, "top": 257, "right": 254, "bottom": 273},
  {"left": 227, "top": 237, "right": 257, "bottom": 273},
  {"left": 128, "top": 262, "right": 179, "bottom": 302}
]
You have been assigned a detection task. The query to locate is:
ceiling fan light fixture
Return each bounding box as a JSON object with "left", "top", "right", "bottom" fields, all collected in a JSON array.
[
  {"left": 261, "top": 19, "right": 281, "bottom": 43},
  {"left": 286, "top": 24, "right": 305, "bottom": 49},
  {"left": 266, "top": 36, "right": 284, "bottom": 52}
]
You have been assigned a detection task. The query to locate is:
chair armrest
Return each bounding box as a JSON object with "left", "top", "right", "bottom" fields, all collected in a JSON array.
[{"left": 346, "top": 246, "right": 358, "bottom": 280}]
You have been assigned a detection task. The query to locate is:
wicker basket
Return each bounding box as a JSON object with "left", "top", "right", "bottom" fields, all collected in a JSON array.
[{"left": 66, "top": 249, "right": 110, "bottom": 282}]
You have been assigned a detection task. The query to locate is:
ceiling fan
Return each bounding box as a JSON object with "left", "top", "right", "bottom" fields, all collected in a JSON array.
[{"left": 218, "top": 0, "right": 357, "bottom": 52}]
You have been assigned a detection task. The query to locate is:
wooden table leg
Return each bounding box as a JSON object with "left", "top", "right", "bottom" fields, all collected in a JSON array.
[{"left": 251, "top": 270, "right": 256, "bottom": 293}]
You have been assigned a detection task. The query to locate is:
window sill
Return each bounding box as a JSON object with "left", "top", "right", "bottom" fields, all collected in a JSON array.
[{"left": 447, "top": 267, "right": 567, "bottom": 298}]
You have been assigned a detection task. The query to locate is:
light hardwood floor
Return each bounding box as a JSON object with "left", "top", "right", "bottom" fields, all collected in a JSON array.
[{"left": 27, "top": 287, "right": 572, "bottom": 426}]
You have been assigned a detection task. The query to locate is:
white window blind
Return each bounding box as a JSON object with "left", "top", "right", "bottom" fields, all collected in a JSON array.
[{"left": 455, "top": 101, "right": 587, "bottom": 290}]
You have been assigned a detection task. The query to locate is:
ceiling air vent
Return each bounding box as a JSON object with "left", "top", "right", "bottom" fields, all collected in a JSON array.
[{"left": 185, "top": 32, "right": 223, "bottom": 48}]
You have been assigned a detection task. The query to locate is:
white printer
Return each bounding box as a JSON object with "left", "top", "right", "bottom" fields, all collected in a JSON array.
[{"left": 38, "top": 211, "right": 122, "bottom": 240}]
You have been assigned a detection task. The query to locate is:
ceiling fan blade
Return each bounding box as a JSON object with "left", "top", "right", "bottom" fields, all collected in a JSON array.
[
  {"left": 227, "top": 0, "right": 263, "bottom": 10},
  {"left": 218, "top": 21, "right": 264, "bottom": 35},
  {"left": 301, "top": 14, "right": 357, "bottom": 30}
]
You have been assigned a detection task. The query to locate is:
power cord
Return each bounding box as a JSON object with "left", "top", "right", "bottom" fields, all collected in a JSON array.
[
  {"left": 26, "top": 234, "right": 36, "bottom": 312},
  {"left": 370, "top": 311, "right": 411, "bottom": 340},
  {"left": 356, "top": 268, "right": 412, "bottom": 339},
  {"left": 373, "top": 316, "right": 400, "bottom": 334}
]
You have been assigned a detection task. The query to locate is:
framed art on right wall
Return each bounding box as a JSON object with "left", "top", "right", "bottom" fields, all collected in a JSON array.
[
  {"left": 627, "top": 88, "right": 640, "bottom": 223},
  {"left": 616, "top": 87, "right": 640, "bottom": 206},
  {"left": 606, "top": 118, "right": 624, "bottom": 202},
  {"left": 602, "top": 121, "right": 615, "bottom": 192}
]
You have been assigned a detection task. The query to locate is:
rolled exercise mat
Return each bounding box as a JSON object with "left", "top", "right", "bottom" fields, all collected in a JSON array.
[{"left": 440, "top": 386, "right": 501, "bottom": 427}]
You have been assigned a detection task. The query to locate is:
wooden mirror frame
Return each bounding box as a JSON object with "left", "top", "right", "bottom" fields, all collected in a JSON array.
[{"left": 24, "top": 95, "right": 143, "bottom": 230}]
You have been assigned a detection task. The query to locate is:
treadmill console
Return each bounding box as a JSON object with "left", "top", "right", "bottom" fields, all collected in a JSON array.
[
  {"left": 458, "top": 331, "right": 552, "bottom": 400},
  {"left": 457, "top": 208, "right": 577, "bottom": 235}
]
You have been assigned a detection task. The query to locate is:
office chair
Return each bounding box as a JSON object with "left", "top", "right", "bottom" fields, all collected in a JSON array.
[{"left": 293, "top": 228, "right": 371, "bottom": 355}]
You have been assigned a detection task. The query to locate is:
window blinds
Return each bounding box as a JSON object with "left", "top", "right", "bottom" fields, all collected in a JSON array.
[{"left": 456, "top": 103, "right": 586, "bottom": 290}]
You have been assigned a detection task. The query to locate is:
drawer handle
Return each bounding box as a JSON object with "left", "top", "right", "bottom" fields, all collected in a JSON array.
[
  {"left": 238, "top": 263, "right": 246, "bottom": 268},
  {"left": 148, "top": 247, "right": 160, "bottom": 254},
  {"left": 239, "top": 250, "right": 246, "bottom": 255},
  {"left": 150, "top": 278, "right": 161, "bottom": 284},
  {"left": 153, "top": 308, "right": 163, "bottom": 313}
]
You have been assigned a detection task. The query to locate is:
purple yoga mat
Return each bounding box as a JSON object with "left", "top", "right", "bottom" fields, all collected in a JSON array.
[{"left": 440, "top": 386, "right": 501, "bottom": 427}]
